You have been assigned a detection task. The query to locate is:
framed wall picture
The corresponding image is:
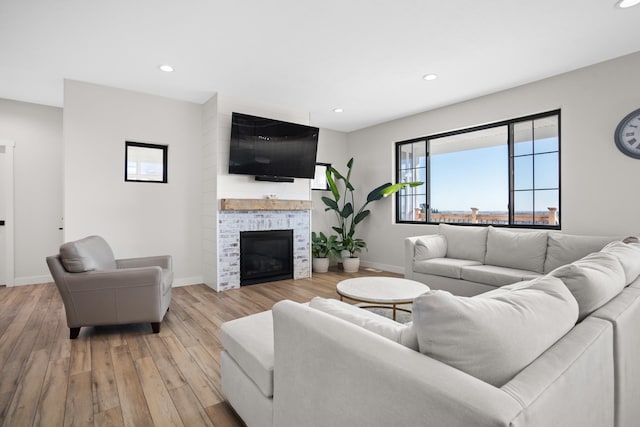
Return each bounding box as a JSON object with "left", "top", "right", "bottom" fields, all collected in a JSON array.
[
  {"left": 311, "top": 162, "right": 331, "bottom": 190},
  {"left": 125, "top": 141, "right": 168, "bottom": 183}
]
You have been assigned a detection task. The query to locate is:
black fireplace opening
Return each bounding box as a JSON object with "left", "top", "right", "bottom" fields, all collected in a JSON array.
[{"left": 240, "top": 229, "right": 294, "bottom": 286}]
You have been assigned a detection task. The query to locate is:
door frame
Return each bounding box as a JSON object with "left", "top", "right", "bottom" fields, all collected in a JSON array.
[{"left": 0, "top": 140, "right": 15, "bottom": 287}]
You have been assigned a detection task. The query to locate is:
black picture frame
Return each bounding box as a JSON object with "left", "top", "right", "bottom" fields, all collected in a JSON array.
[
  {"left": 311, "top": 162, "right": 331, "bottom": 190},
  {"left": 125, "top": 141, "right": 168, "bottom": 183}
]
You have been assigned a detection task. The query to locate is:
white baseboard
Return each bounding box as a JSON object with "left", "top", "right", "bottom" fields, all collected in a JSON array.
[
  {"left": 12, "top": 274, "right": 53, "bottom": 286},
  {"left": 359, "top": 260, "right": 404, "bottom": 275},
  {"left": 172, "top": 276, "right": 205, "bottom": 287}
]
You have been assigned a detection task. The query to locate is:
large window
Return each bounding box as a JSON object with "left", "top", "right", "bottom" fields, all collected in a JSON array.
[{"left": 396, "top": 110, "right": 560, "bottom": 228}]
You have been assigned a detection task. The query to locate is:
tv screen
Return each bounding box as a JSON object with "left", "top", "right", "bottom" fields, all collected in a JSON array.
[{"left": 229, "top": 112, "right": 319, "bottom": 180}]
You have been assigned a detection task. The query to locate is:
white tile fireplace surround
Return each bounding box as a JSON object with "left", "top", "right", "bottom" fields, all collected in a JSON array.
[{"left": 217, "top": 200, "right": 312, "bottom": 292}]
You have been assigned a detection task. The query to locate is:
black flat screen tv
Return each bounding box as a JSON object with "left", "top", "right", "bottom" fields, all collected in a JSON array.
[{"left": 229, "top": 112, "right": 319, "bottom": 181}]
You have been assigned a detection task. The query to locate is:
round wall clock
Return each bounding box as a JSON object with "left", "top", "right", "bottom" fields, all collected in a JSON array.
[{"left": 614, "top": 108, "right": 640, "bottom": 159}]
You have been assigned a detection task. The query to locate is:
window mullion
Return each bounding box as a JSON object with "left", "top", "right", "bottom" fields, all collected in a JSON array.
[
  {"left": 426, "top": 139, "right": 431, "bottom": 222},
  {"left": 508, "top": 123, "right": 515, "bottom": 226}
]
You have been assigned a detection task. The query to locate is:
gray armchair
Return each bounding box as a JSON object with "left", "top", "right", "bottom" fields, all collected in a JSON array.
[{"left": 46, "top": 235, "right": 173, "bottom": 339}]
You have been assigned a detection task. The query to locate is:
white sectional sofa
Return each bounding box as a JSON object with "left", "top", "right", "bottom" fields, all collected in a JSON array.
[
  {"left": 405, "top": 224, "right": 617, "bottom": 296},
  {"left": 220, "top": 231, "right": 640, "bottom": 427}
]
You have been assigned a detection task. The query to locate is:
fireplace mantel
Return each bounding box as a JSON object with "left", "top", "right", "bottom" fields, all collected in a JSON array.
[{"left": 219, "top": 198, "right": 312, "bottom": 211}]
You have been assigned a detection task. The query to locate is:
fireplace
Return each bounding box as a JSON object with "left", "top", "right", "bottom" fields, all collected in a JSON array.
[
  {"left": 239, "top": 229, "right": 294, "bottom": 286},
  {"left": 217, "top": 208, "right": 310, "bottom": 292}
]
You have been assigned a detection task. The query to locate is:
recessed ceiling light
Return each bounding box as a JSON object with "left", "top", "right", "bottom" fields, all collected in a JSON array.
[
  {"left": 423, "top": 74, "right": 438, "bottom": 81},
  {"left": 159, "top": 64, "right": 174, "bottom": 72},
  {"left": 616, "top": 0, "right": 640, "bottom": 7},
  {"left": 333, "top": 108, "right": 344, "bottom": 113}
]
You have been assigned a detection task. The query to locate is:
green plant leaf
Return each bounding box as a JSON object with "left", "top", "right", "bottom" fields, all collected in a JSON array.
[
  {"left": 321, "top": 196, "right": 338, "bottom": 210},
  {"left": 341, "top": 203, "right": 353, "bottom": 218},
  {"left": 366, "top": 183, "right": 392, "bottom": 202},
  {"left": 379, "top": 181, "right": 424, "bottom": 197},
  {"left": 379, "top": 183, "right": 403, "bottom": 197},
  {"left": 332, "top": 226, "right": 342, "bottom": 235},
  {"left": 326, "top": 169, "right": 340, "bottom": 201},
  {"left": 348, "top": 222, "right": 356, "bottom": 238},
  {"left": 345, "top": 158, "right": 354, "bottom": 187},
  {"left": 331, "top": 167, "right": 347, "bottom": 182},
  {"left": 353, "top": 210, "right": 370, "bottom": 224}
]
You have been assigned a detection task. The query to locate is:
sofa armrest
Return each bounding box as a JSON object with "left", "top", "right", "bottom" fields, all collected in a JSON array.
[
  {"left": 64, "top": 267, "right": 163, "bottom": 292},
  {"left": 405, "top": 234, "right": 446, "bottom": 279},
  {"left": 501, "top": 317, "right": 614, "bottom": 427},
  {"left": 272, "top": 300, "right": 521, "bottom": 427},
  {"left": 117, "top": 255, "right": 172, "bottom": 270},
  {"left": 404, "top": 236, "right": 420, "bottom": 279}
]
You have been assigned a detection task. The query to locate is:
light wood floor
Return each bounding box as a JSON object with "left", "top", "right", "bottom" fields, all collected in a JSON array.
[{"left": 0, "top": 267, "right": 400, "bottom": 426}]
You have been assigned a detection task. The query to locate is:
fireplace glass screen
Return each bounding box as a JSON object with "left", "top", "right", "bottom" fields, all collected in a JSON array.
[{"left": 239, "top": 229, "right": 293, "bottom": 286}]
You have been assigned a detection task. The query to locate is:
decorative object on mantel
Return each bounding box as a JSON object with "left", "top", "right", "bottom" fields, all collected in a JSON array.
[
  {"left": 220, "top": 198, "right": 312, "bottom": 211},
  {"left": 266, "top": 194, "right": 278, "bottom": 200},
  {"left": 311, "top": 232, "right": 340, "bottom": 273},
  {"left": 322, "top": 158, "right": 423, "bottom": 272}
]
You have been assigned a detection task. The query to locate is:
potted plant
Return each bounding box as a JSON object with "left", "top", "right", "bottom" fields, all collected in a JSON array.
[
  {"left": 311, "top": 232, "right": 340, "bottom": 273},
  {"left": 341, "top": 236, "right": 367, "bottom": 273},
  {"left": 322, "top": 158, "right": 422, "bottom": 271}
]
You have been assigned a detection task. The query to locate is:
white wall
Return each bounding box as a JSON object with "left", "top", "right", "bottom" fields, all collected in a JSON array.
[
  {"left": 0, "top": 99, "right": 63, "bottom": 284},
  {"left": 202, "top": 94, "right": 218, "bottom": 288},
  {"left": 348, "top": 51, "right": 640, "bottom": 273},
  {"left": 63, "top": 80, "right": 204, "bottom": 285},
  {"left": 311, "top": 128, "right": 350, "bottom": 236}
]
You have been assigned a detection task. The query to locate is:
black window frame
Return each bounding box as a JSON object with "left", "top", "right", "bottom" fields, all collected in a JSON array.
[
  {"left": 125, "top": 141, "right": 169, "bottom": 184},
  {"left": 395, "top": 109, "right": 561, "bottom": 229}
]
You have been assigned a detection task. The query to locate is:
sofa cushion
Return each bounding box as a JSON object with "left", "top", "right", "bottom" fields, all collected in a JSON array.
[
  {"left": 601, "top": 241, "right": 640, "bottom": 285},
  {"left": 220, "top": 310, "right": 274, "bottom": 398},
  {"left": 413, "top": 258, "right": 482, "bottom": 279},
  {"left": 484, "top": 227, "right": 548, "bottom": 273},
  {"left": 461, "top": 264, "right": 542, "bottom": 287},
  {"left": 544, "top": 233, "right": 616, "bottom": 273},
  {"left": 439, "top": 224, "right": 488, "bottom": 263},
  {"left": 59, "top": 235, "right": 117, "bottom": 273},
  {"left": 414, "top": 235, "right": 447, "bottom": 261},
  {"left": 412, "top": 276, "right": 578, "bottom": 387},
  {"left": 550, "top": 252, "right": 626, "bottom": 321},
  {"left": 309, "top": 297, "right": 418, "bottom": 350}
]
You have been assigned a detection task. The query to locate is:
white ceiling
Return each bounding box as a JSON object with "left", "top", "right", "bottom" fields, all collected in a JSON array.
[{"left": 1, "top": 0, "right": 639, "bottom": 132}]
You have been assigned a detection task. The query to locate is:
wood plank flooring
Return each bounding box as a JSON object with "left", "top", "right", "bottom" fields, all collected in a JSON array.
[{"left": 0, "top": 268, "right": 400, "bottom": 426}]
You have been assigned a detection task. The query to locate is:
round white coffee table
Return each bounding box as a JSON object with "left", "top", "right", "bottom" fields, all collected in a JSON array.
[{"left": 336, "top": 277, "right": 430, "bottom": 320}]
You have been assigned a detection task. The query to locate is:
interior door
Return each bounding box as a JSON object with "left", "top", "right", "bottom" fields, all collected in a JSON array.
[
  {"left": 0, "top": 141, "right": 14, "bottom": 287},
  {"left": 0, "top": 145, "right": 6, "bottom": 285}
]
